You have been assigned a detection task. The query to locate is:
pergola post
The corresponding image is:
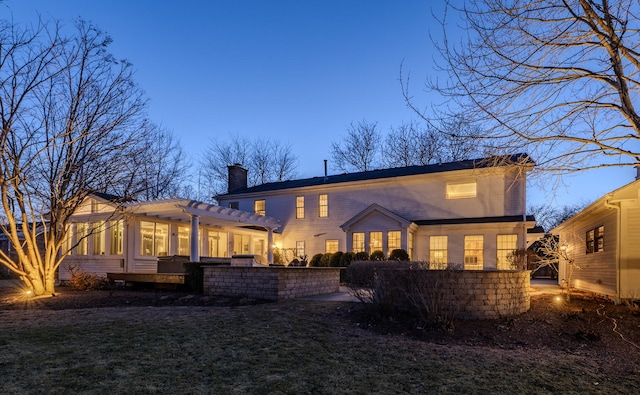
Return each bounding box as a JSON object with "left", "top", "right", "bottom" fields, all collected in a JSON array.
[
  {"left": 190, "top": 214, "right": 200, "bottom": 262},
  {"left": 267, "top": 228, "right": 274, "bottom": 265}
]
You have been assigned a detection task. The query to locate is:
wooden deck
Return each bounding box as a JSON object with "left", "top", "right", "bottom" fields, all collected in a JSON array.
[{"left": 107, "top": 272, "right": 186, "bottom": 285}]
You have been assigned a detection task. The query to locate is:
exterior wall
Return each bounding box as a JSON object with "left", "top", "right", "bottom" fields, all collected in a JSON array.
[
  {"left": 378, "top": 269, "right": 530, "bottom": 319},
  {"left": 555, "top": 205, "right": 618, "bottom": 297},
  {"left": 413, "top": 222, "right": 528, "bottom": 269},
  {"left": 203, "top": 266, "right": 341, "bottom": 301},
  {"left": 219, "top": 167, "right": 528, "bottom": 258},
  {"left": 620, "top": 204, "right": 640, "bottom": 298}
]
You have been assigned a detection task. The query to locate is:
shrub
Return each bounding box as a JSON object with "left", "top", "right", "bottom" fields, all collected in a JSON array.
[
  {"left": 329, "top": 251, "right": 344, "bottom": 267},
  {"left": 309, "top": 253, "right": 324, "bottom": 267},
  {"left": 67, "top": 271, "right": 111, "bottom": 291},
  {"left": 389, "top": 249, "right": 409, "bottom": 261},
  {"left": 355, "top": 251, "right": 369, "bottom": 261},
  {"left": 320, "top": 253, "right": 333, "bottom": 267},
  {"left": 345, "top": 260, "right": 408, "bottom": 301},
  {"left": 370, "top": 250, "right": 385, "bottom": 261},
  {"left": 340, "top": 252, "right": 357, "bottom": 267}
]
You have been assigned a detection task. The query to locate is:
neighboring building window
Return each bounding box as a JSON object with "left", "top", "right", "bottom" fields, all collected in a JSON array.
[
  {"left": 319, "top": 194, "right": 328, "bottom": 217},
  {"left": 446, "top": 181, "right": 477, "bottom": 199},
  {"left": 497, "top": 234, "right": 518, "bottom": 270},
  {"left": 586, "top": 226, "right": 604, "bottom": 253},
  {"left": 296, "top": 196, "right": 305, "bottom": 219},
  {"left": 296, "top": 241, "right": 306, "bottom": 258},
  {"left": 254, "top": 200, "right": 266, "bottom": 216},
  {"left": 140, "top": 221, "right": 169, "bottom": 256},
  {"left": 429, "top": 236, "right": 448, "bottom": 269},
  {"left": 208, "top": 231, "right": 228, "bottom": 257},
  {"left": 76, "top": 223, "right": 89, "bottom": 255},
  {"left": 352, "top": 232, "right": 365, "bottom": 253},
  {"left": 92, "top": 221, "right": 105, "bottom": 255},
  {"left": 178, "top": 226, "right": 190, "bottom": 256},
  {"left": 228, "top": 202, "right": 239, "bottom": 210},
  {"left": 110, "top": 220, "right": 123, "bottom": 255},
  {"left": 326, "top": 239, "right": 339, "bottom": 254},
  {"left": 387, "top": 231, "right": 401, "bottom": 251},
  {"left": 369, "top": 231, "right": 382, "bottom": 253},
  {"left": 464, "top": 235, "right": 484, "bottom": 269}
]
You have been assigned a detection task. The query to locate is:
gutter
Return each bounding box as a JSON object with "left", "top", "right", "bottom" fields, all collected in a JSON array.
[{"left": 604, "top": 195, "right": 621, "bottom": 303}]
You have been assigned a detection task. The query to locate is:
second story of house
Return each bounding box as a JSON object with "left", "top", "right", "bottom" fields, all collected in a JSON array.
[{"left": 216, "top": 154, "right": 534, "bottom": 232}]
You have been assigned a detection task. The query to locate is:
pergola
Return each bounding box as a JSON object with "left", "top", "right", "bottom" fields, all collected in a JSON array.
[{"left": 124, "top": 198, "right": 281, "bottom": 263}]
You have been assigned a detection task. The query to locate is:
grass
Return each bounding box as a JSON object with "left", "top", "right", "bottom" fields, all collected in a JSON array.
[{"left": 0, "top": 301, "right": 637, "bottom": 394}]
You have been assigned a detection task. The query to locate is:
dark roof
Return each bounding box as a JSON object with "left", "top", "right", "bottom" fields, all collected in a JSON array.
[
  {"left": 91, "top": 191, "right": 134, "bottom": 203},
  {"left": 218, "top": 153, "right": 534, "bottom": 197},
  {"left": 414, "top": 215, "right": 535, "bottom": 226}
]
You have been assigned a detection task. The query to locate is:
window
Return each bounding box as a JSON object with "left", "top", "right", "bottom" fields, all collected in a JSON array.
[
  {"left": 352, "top": 232, "right": 365, "bottom": 253},
  {"left": 233, "top": 233, "right": 250, "bottom": 255},
  {"left": 319, "top": 194, "right": 328, "bottom": 217},
  {"left": 76, "top": 223, "right": 89, "bottom": 255},
  {"left": 110, "top": 220, "right": 123, "bottom": 255},
  {"left": 429, "top": 236, "right": 448, "bottom": 269},
  {"left": 586, "top": 226, "right": 604, "bottom": 253},
  {"left": 254, "top": 200, "right": 266, "bottom": 216},
  {"left": 296, "top": 196, "right": 304, "bottom": 219},
  {"left": 464, "top": 235, "right": 484, "bottom": 269},
  {"left": 497, "top": 234, "right": 518, "bottom": 270},
  {"left": 178, "top": 226, "right": 190, "bottom": 256},
  {"left": 446, "top": 181, "right": 477, "bottom": 199},
  {"left": 326, "top": 239, "right": 339, "bottom": 254},
  {"left": 387, "top": 231, "right": 401, "bottom": 251},
  {"left": 296, "top": 241, "right": 306, "bottom": 258},
  {"left": 369, "top": 232, "right": 382, "bottom": 253},
  {"left": 208, "top": 231, "right": 228, "bottom": 257},
  {"left": 92, "top": 221, "right": 105, "bottom": 255},
  {"left": 228, "top": 202, "right": 239, "bottom": 210},
  {"left": 140, "top": 221, "right": 169, "bottom": 256},
  {"left": 63, "top": 224, "right": 73, "bottom": 255}
]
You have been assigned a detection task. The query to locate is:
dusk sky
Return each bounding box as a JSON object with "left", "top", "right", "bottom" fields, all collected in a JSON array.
[{"left": 3, "top": 0, "right": 635, "bottom": 209}]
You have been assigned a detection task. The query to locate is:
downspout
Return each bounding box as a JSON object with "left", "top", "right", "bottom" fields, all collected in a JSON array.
[{"left": 604, "top": 195, "right": 621, "bottom": 303}]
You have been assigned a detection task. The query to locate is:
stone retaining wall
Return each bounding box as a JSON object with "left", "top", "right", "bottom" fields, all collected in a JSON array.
[
  {"left": 202, "top": 266, "right": 341, "bottom": 301},
  {"left": 377, "top": 269, "right": 530, "bottom": 320}
]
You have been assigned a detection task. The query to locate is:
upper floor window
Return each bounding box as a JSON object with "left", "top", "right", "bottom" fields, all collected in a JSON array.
[
  {"left": 446, "top": 181, "right": 477, "bottom": 199},
  {"left": 296, "top": 196, "right": 304, "bottom": 219},
  {"left": 254, "top": 200, "right": 266, "bottom": 216},
  {"left": 228, "top": 202, "right": 239, "bottom": 210},
  {"left": 586, "top": 226, "right": 604, "bottom": 253},
  {"left": 319, "top": 194, "right": 328, "bottom": 217}
]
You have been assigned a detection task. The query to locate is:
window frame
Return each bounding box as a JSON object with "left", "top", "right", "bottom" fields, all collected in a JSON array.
[
  {"left": 586, "top": 225, "right": 604, "bottom": 254},
  {"left": 387, "top": 230, "right": 401, "bottom": 252},
  {"left": 352, "top": 232, "right": 365, "bottom": 253},
  {"left": 429, "top": 235, "right": 448, "bottom": 269},
  {"left": 446, "top": 181, "right": 477, "bottom": 199},
  {"left": 496, "top": 234, "right": 518, "bottom": 270},
  {"left": 318, "top": 194, "right": 328, "bottom": 218},
  {"left": 254, "top": 199, "right": 266, "bottom": 216},
  {"left": 296, "top": 196, "right": 304, "bottom": 219},
  {"left": 463, "top": 235, "right": 484, "bottom": 269},
  {"left": 325, "top": 239, "right": 339, "bottom": 254}
]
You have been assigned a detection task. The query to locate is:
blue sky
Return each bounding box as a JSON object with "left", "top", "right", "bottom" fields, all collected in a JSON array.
[{"left": 3, "top": 0, "right": 635, "bottom": 208}]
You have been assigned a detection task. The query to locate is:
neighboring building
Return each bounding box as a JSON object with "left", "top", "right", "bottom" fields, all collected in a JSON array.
[
  {"left": 59, "top": 193, "right": 279, "bottom": 280},
  {"left": 216, "top": 154, "right": 536, "bottom": 270},
  {"left": 552, "top": 178, "right": 640, "bottom": 301}
]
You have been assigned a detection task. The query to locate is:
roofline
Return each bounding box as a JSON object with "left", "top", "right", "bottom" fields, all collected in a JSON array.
[
  {"left": 217, "top": 153, "right": 534, "bottom": 198},
  {"left": 414, "top": 215, "right": 536, "bottom": 226}
]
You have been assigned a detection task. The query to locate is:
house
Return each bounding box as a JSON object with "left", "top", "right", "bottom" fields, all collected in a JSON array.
[
  {"left": 59, "top": 193, "right": 280, "bottom": 281},
  {"left": 552, "top": 176, "right": 640, "bottom": 301},
  {"left": 216, "top": 154, "right": 536, "bottom": 270}
]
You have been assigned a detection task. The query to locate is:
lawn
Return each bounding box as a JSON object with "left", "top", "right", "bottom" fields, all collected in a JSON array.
[{"left": 0, "top": 292, "right": 639, "bottom": 394}]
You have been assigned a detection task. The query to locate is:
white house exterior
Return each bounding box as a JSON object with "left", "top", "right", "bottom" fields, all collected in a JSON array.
[
  {"left": 552, "top": 178, "right": 640, "bottom": 301},
  {"left": 216, "top": 154, "right": 536, "bottom": 270},
  {"left": 59, "top": 193, "right": 280, "bottom": 280}
]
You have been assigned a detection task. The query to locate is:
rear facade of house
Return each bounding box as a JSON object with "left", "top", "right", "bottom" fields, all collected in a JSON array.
[{"left": 216, "top": 154, "right": 536, "bottom": 270}]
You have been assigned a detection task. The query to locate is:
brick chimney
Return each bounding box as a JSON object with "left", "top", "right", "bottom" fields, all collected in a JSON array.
[{"left": 228, "top": 164, "right": 248, "bottom": 193}]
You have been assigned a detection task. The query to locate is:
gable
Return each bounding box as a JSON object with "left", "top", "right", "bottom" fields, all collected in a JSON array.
[{"left": 341, "top": 204, "right": 413, "bottom": 232}]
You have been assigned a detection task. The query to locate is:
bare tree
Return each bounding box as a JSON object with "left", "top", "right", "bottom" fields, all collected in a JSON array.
[
  {"left": 422, "top": 0, "right": 640, "bottom": 173},
  {"left": 529, "top": 202, "right": 588, "bottom": 232},
  {"left": 383, "top": 121, "right": 442, "bottom": 167},
  {"left": 331, "top": 119, "right": 382, "bottom": 172},
  {"left": 0, "top": 19, "right": 151, "bottom": 295},
  {"left": 201, "top": 133, "right": 298, "bottom": 197}
]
